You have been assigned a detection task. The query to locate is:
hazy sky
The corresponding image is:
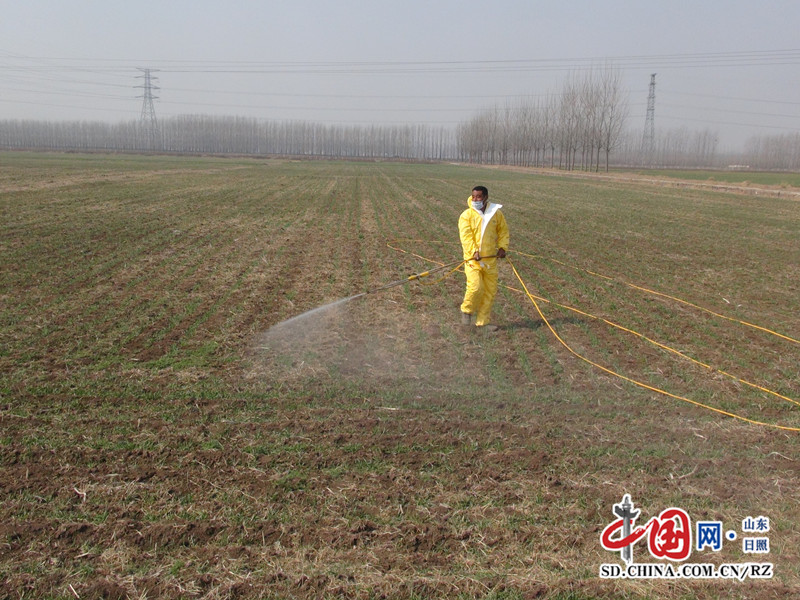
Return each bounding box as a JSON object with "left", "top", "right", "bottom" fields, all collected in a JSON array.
[{"left": 2, "top": 0, "right": 799, "bottom": 150}]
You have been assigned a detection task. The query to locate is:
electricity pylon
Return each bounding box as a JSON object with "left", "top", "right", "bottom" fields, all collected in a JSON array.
[
  {"left": 641, "top": 73, "right": 656, "bottom": 164},
  {"left": 137, "top": 68, "right": 160, "bottom": 150}
]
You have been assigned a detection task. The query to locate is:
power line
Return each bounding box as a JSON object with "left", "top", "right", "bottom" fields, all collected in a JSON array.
[
  {"left": 664, "top": 90, "right": 800, "bottom": 107},
  {"left": 657, "top": 113, "right": 800, "bottom": 132},
  {"left": 3, "top": 47, "right": 800, "bottom": 141},
  {"left": 661, "top": 102, "right": 800, "bottom": 121},
  {"left": 3, "top": 48, "right": 800, "bottom": 74}
]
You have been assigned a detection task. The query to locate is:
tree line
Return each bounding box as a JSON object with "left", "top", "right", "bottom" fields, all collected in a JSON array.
[
  {"left": 742, "top": 133, "right": 800, "bottom": 171},
  {"left": 614, "top": 127, "right": 720, "bottom": 168},
  {"left": 2, "top": 68, "right": 798, "bottom": 171},
  {"left": 0, "top": 68, "right": 628, "bottom": 168},
  {"left": 457, "top": 69, "right": 627, "bottom": 171},
  {"left": 0, "top": 117, "right": 458, "bottom": 161}
]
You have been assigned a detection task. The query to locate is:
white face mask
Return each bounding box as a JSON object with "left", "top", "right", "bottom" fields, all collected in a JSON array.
[{"left": 471, "top": 200, "right": 484, "bottom": 212}]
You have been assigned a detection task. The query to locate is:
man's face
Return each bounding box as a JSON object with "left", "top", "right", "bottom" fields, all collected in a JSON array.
[{"left": 472, "top": 189, "right": 486, "bottom": 209}]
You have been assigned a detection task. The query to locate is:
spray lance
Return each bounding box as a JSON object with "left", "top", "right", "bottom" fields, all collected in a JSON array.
[
  {"left": 265, "top": 253, "right": 505, "bottom": 333},
  {"left": 350, "top": 254, "right": 500, "bottom": 299}
]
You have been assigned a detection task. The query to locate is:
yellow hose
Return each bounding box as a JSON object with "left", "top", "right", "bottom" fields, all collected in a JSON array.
[
  {"left": 512, "top": 249, "right": 800, "bottom": 346},
  {"left": 506, "top": 257, "right": 800, "bottom": 433},
  {"left": 385, "top": 239, "right": 800, "bottom": 432}
]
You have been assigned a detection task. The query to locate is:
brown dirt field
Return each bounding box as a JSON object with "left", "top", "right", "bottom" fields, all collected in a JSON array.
[{"left": 2, "top": 156, "right": 799, "bottom": 599}]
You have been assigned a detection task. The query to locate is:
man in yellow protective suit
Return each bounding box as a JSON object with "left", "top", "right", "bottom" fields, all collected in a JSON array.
[{"left": 458, "top": 185, "right": 509, "bottom": 332}]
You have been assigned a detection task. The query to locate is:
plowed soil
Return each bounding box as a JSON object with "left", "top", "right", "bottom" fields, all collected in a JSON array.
[{"left": 2, "top": 153, "right": 799, "bottom": 599}]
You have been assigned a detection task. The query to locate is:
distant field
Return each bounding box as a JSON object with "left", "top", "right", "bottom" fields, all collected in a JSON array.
[
  {"left": 2, "top": 152, "right": 799, "bottom": 599},
  {"left": 622, "top": 168, "right": 800, "bottom": 188}
]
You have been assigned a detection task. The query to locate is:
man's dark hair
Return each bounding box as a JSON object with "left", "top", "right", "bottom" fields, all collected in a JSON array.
[{"left": 472, "top": 185, "right": 489, "bottom": 197}]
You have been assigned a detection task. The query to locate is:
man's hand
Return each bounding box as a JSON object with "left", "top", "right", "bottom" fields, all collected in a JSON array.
[
  {"left": 472, "top": 250, "right": 481, "bottom": 261},
  {"left": 496, "top": 248, "right": 506, "bottom": 259}
]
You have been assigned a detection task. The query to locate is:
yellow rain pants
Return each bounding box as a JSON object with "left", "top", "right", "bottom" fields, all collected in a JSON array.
[{"left": 458, "top": 196, "right": 509, "bottom": 327}]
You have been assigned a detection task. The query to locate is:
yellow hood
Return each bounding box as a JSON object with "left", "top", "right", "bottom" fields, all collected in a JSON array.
[{"left": 458, "top": 196, "right": 509, "bottom": 264}]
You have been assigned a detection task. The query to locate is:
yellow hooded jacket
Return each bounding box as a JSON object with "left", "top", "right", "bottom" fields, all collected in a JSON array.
[{"left": 458, "top": 196, "right": 509, "bottom": 269}]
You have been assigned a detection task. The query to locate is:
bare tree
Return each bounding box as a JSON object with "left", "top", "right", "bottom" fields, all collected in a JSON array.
[{"left": 597, "top": 67, "right": 628, "bottom": 172}]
